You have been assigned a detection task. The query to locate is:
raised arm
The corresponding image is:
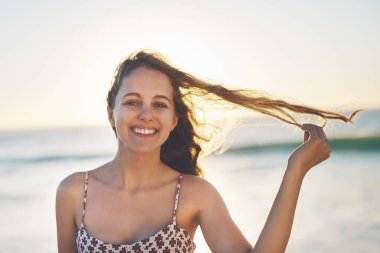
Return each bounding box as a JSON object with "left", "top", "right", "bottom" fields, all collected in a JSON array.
[
  {"left": 252, "top": 124, "right": 330, "bottom": 252},
  {"left": 198, "top": 124, "right": 330, "bottom": 253}
]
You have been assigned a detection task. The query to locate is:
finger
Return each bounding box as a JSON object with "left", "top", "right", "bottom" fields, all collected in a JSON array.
[
  {"left": 316, "top": 127, "right": 328, "bottom": 142},
  {"left": 301, "top": 124, "right": 320, "bottom": 141},
  {"left": 304, "top": 130, "right": 310, "bottom": 142}
]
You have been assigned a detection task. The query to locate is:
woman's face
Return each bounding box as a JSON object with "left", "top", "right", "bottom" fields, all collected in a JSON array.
[{"left": 108, "top": 67, "right": 178, "bottom": 153}]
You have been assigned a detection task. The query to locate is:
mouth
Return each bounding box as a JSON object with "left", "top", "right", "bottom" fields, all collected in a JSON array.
[{"left": 130, "top": 127, "right": 159, "bottom": 137}]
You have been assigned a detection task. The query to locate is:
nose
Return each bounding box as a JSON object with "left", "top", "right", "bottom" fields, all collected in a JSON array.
[{"left": 138, "top": 105, "right": 153, "bottom": 122}]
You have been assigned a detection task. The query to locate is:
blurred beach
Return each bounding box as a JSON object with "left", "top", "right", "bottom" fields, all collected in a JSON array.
[{"left": 0, "top": 109, "right": 379, "bottom": 253}]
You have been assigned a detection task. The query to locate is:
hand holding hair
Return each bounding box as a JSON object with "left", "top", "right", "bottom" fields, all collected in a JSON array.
[{"left": 287, "top": 123, "right": 331, "bottom": 177}]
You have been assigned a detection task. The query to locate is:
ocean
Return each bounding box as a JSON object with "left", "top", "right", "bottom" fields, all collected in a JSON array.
[{"left": 0, "top": 109, "right": 379, "bottom": 252}]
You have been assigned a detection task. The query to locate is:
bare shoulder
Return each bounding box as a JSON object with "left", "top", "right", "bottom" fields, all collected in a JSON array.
[
  {"left": 56, "top": 171, "right": 88, "bottom": 233},
  {"left": 181, "top": 175, "right": 224, "bottom": 208},
  {"left": 56, "top": 171, "right": 87, "bottom": 215},
  {"left": 57, "top": 171, "right": 87, "bottom": 196},
  {"left": 182, "top": 175, "right": 218, "bottom": 192}
]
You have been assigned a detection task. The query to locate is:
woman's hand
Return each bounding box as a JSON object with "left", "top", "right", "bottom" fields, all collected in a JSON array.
[{"left": 287, "top": 123, "right": 331, "bottom": 177}]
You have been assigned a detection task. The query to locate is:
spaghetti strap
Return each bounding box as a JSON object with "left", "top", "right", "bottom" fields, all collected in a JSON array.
[
  {"left": 80, "top": 171, "right": 89, "bottom": 229},
  {"left": 172, "top": 175, "right": 183, "bottom": 224}
]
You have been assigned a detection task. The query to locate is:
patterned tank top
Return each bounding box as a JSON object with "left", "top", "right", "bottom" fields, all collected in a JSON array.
[{"left": 76, "top": 172, "right": 196, "bottom": 253}]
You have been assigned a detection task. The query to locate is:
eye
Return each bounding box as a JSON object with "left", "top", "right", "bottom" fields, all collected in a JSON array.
[
  {"left": 124, "top": 100, "right": 140, "bottom": 106},
  {"left": 155, "top": 102, "right": 168, "bottom": 108}
]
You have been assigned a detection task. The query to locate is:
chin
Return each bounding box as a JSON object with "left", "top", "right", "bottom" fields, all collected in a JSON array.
[{"left": 127, "top": 144, "right": 162, "bottom": 154}]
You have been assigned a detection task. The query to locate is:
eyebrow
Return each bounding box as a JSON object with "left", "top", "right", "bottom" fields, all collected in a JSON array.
[{"left": 122, "top": 92, "right": 172, "bottom": 103}]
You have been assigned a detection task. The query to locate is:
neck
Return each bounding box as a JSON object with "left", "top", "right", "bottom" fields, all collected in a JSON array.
[{"left": 108, "top": 146, "right": 167, "bottom": 191}]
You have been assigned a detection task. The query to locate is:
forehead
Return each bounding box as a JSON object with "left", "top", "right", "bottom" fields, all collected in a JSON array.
[{"left": 119, "top": 67, "right": 173, "bottom": 96}]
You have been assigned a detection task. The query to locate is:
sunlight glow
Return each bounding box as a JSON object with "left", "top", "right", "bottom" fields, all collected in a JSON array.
[{"left": 0, "top": 1, "right": 378, "bottom": 131}]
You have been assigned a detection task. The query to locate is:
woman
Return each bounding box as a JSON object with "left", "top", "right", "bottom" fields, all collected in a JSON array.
[{"left": 56, "top": 50, "right": 361, "bottom": 253}]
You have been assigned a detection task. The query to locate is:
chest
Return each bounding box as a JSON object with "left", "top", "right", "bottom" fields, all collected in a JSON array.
[{"left": 76, "top": 181, "right": 197, "bottom": 245}]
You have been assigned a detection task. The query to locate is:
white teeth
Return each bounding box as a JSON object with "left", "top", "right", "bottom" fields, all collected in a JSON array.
[{"left": 133, "top": 128, "right": 156, "bottom": 135}]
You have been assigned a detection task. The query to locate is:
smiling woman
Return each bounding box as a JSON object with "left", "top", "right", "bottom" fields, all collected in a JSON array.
[
  {"left": 108, "top": 67, "right": 178, "bottom": 155},
  {"left": 56, "top": 49, "right": 362, "bottom": 253}
]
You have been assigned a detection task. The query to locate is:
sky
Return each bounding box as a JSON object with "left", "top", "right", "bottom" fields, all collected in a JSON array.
[{"left": 0, "top": 0, "right": 379, "bottom": 131}]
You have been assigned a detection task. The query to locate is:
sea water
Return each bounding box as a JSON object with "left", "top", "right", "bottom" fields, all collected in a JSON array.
[{"left": 0, "top": 109, "right": 379, "bottom": 252}]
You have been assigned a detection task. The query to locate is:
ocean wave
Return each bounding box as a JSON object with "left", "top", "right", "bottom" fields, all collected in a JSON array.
[{"left": 1, "top": 136, "right": 379, "bottom": 165}]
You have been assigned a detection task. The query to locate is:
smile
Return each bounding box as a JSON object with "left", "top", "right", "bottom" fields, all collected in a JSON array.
[{"left": 131, "top": 127, "right": 158, "bottom": 136}]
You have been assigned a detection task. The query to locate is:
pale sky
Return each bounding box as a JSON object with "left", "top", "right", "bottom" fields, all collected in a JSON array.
[{"left": 1, "top": 0, "right": 379, "bottom": 131}]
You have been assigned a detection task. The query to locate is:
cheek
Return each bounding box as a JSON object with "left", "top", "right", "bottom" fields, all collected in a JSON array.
[
  {"left": 114, "top": 108, "right": 134, "bottom": 127},
  {"left": 159, "top": 111, "right": 177, "bottom": 126}
]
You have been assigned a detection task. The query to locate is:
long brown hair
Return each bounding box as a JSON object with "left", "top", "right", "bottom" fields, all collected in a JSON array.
[{"left": 107, "top": 50, "right": 362, "bottom": 177}]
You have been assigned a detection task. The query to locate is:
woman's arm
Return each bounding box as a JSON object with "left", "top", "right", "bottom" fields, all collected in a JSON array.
[
  {"left": 251, "top": 165, "right": 304, "bottom": 253},
  {"left": 195, "top": 179, "right": 253, "bottom": 252},
  {"left": 56, "top": 172, "right": 85, "bottom": 253},
  {"left": 252, "top": 124, "right": 330, "bottom": 253},
  {"left": 199, "top": 124, "right": 330, "bottom": 253}
]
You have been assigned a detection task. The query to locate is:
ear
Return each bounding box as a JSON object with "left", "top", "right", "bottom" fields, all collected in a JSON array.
[
  {"left": 171, "top": 115, "right": 178, "bottom": 131},
  {"left": 107, "top": 105, "right": 115, "bottom": 127}
]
